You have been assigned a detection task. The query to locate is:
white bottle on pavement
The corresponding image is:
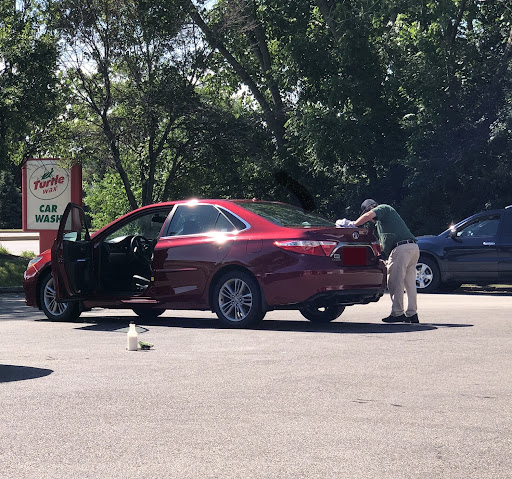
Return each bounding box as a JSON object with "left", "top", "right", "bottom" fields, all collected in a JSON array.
[{"left": 127, "top": 322, "right": 138, "bottom": 351}]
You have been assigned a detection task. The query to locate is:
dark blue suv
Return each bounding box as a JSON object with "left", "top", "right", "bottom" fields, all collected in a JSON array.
[{"left": 416, "top": 206, "right": 512, "bottom": 292}]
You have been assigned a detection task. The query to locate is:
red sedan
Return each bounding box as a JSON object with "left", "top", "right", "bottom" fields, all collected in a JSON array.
[{"left": 23, "top": 199, "right": 386, "bottom": 328}]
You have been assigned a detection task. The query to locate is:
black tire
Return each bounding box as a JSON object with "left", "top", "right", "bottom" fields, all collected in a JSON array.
[
  {"left": 299, "top": 304, "right": 345, "bottom": 323},
  {"left": 39, "top": 272, "right": 81, "bottom": 322},
  {"left": 416, "top": 256, "right": 441, "bottom": 293},
  {"left": 212, "top": 270, "right": 265, "bottom": 328},
  {"left": 132, "top": 307, "right": 166, "bottom": 319}
]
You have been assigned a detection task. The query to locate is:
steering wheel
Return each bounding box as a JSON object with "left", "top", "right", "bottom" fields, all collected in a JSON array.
[{"left": 129, "top": 235, "right": 153, "bottom": 262}]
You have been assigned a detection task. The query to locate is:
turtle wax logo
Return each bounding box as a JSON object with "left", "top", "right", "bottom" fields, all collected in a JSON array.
[{"left": 30, "top": 166, "right": 69, "bottom": 200}]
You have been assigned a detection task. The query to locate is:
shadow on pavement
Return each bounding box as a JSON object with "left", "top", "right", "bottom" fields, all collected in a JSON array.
[
  {"left": 0, "top": 364, "right": 53, "bottom": 383},
  {"left": 256, "top": 321, "right": 470, "bottom": 334},
  {"left": 75, "top": 316, "right": 472, "bottom": 334},
  {"left": 439, "top": 286, "right": 512, "bottom": 296}
]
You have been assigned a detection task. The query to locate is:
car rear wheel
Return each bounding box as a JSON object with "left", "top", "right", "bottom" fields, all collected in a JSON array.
[
  {"left": 416, "top": 256, "right": 440, "bottom": 293},
  {"left": 299, "top": 304, "right": 345, "bottom": 323},
  {"left": 40, "top": 272, "right": 81, "bottom": 322},
  {"left": 132, "top": 307, "right": 166, "bottom": 319},
  {"left": 213, "top": 271, "right": 265, "bottom": 328}
]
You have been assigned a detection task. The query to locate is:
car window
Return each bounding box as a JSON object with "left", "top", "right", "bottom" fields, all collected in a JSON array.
[
  {"left": 61, "top": 206, "right": 89, "bottom": 242},
  {"left": 219, "top": 208, "right": 247, "bottom": 231},
  {"left": 237, "top": 202, "right": 333, "bottom": 227},
  {"left": 215, "top": 213, "right": 236, "bottom": 232},
  {"left": 166, "top": 205, "right": 239, "bottom": 236},
  {"left": 104, "top": 210, "right": 170, "bottom": 242},
  {"left": 500, "top": 211, "right": 512, "bottom": 236},
  {"left": 457, "top": 216, "right": 500, "bottom": 237}
]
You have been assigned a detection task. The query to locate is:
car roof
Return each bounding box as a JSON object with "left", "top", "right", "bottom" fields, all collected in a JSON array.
[
  {"left": 464, "top": 207, "right": 508, "bottom": 219},
  {"left": 139, "top": 198, "right": 288, "bottom": 208}
]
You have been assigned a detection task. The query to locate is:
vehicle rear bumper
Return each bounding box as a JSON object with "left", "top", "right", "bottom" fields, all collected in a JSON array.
[
  {"left": 273, "top": 288, "right": 384, "bottom": 310},
  {"left": 259, "top": 266, "right": 386, "bottom": 307}
]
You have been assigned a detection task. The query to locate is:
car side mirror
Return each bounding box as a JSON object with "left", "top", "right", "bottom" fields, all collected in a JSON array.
[{"left": 448, "top": 226, "right": 462, "bottom": 242}]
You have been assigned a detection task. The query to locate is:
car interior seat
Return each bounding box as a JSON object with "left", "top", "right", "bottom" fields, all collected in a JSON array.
[{"left": 181, "top": 218, "right": 201, "bottom": 235}]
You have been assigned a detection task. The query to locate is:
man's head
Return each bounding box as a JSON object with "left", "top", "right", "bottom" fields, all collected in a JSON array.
[{"left": 361, "top": 199, "right": 378, "bottom": 214}]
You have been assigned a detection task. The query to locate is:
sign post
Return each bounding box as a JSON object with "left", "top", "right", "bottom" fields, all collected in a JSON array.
[{"left": 22, "top": 158, "right": 82, "bottom": 253}]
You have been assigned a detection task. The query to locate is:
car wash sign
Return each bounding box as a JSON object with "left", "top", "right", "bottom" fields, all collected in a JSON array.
[{"left": 22, "top": 158, "right": 82, "bottom": 231}]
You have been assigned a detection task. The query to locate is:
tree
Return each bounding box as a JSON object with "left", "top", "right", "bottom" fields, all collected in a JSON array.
[
  {"left": 184, "top": 0, "right": 322, "bottom": 210},
  {"left": 279, "top": 1, "right": 408, "bottom": 217},
  {"left": 0, "top": 0, "right": 59, "bottom": 227},
  {"left": 2, "top": 0, "right": 510, "bottom": 233},
  {"left": 0, "top": 163, "right": 22, "bottom": 228},
  {"left": 47, "top": 0, "right": 189, "bottom": 210},
  {"left": 183, "top": 1, "right": 512, "bottom": 231},
  {"left": 380, "top": 0, "right": 512, "bottom": 232},
  {"left": 0, "top": 0, "right": 59, "bottom": 166},
  {"left": 47, "top": 0, "right": 276, "bottom": 224}
]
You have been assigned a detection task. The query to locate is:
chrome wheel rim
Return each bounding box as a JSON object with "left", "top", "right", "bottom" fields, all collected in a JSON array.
[
  {"left": 218, "top": 278, "right": 253, "bottom": 322},
  {"left": 43, "top": 277, "right": 68, "bottom": 317},
  {"left": 416, "top": 263, "right": 433, "bottom": 289}
]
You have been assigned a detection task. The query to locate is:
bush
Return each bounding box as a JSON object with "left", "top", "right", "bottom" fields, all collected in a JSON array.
[
  {"left": 0, "top": 254, "right": 30, "bottom": 287},
  {"left": 0, "top": 166, "right": 22, "bottom": 229}
]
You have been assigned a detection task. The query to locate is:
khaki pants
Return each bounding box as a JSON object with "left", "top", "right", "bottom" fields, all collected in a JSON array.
[{"left": 387, "top": 243, "right": 420, "bottom": 317}]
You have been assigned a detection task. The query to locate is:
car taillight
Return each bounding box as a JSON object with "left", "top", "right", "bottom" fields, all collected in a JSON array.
[
  {"left": 274, "top": 240, "right": 338, "bottom": 256},
  {"left": 370, "top": 241, "right": 381, "bottom": 257}
]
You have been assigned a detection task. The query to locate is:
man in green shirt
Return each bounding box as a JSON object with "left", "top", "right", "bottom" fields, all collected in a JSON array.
[{"left": 353, "top": 199, "right": 420, "bottom": 323}]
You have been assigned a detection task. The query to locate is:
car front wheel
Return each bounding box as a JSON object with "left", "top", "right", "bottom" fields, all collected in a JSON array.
[
  {"left": 40, "top": 272, "right": 81, "bottom": 321},
  {"left": 213, "top": 271, "right": 265, "bottom": 328},
  {"left": 299, "top": 304, "right": 345, "bottom": 323},
  {"left": 416, "top": 256, "right": 440, "bottom": 293}
]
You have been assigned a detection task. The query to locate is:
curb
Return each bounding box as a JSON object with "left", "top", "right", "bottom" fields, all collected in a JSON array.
[{"left": 0, "top": 234, "right": 39, "bottom": 241}]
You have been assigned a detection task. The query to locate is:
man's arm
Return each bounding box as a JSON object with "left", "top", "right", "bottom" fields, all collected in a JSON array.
[{"left": 353, "top": 210, "right": 376, "bottom": 226}]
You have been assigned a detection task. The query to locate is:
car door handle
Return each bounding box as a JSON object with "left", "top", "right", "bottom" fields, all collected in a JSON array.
[{"left": 482, "top": 242, "right": 495, "bottom": 246}]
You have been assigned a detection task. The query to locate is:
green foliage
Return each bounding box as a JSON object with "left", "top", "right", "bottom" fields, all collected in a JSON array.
[
  {"left": 198, "top": 0, "right": 408, "bottom": 216},
  {"left": 1, "top": 0, "right": 512, "bottom": 237},
  {"left": 0, "top": 254, "right": 30, "bottom": 287},
  {"left": 46, "top": 0, "right": 276, "bottom": 223},
  {"left": 379, "top": 0, "right": 512, "bottom": 233},
  {"left": 0, "top": 0, "right": 59, "bottom": 167},
  {"left": 84, "top": 173, "right": 137, "bottom": 229},
  {"left": 0, "top": 164, "right": 22, "bottom": 228},
  {"left": 198, "top": 0, "right": 512, "bottom": 233}
]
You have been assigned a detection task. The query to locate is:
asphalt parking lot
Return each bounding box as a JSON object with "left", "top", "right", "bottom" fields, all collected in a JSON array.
[{"left": 1, "top": 291, "right": 511, "bottom": 479}]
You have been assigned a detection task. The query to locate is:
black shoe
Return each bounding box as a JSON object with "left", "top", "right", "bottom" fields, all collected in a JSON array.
[
  {"left": 382, "top": 314, "right": 407, "bottom": 323},
  {"left": 405, "top": 314, "right": 419, "bottom": 323}
]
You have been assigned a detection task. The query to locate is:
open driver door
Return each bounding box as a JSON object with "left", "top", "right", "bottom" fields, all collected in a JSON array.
[{"left": 51, "top": 202, "right": 94, "bottom": 301}]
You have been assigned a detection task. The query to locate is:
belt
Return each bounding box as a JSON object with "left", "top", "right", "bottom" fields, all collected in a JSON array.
[{"left": 393, "top": 239, "right": 417, "bottom": 249}]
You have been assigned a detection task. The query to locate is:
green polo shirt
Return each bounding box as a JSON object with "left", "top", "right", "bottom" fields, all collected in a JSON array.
[{"left": 372, "top": 204, "right": 415, "bottom": 258}]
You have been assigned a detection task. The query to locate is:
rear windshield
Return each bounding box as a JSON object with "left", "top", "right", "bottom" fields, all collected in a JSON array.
[{"left": 238, "top": 202, "right": 334, "bottom": 228}]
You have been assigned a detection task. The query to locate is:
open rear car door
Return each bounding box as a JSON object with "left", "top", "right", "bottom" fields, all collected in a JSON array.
[{"left": 51, "top": 202, "right": 94, "bottom": 301}]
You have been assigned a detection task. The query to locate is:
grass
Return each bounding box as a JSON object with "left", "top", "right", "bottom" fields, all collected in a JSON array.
[{"left": 0, "top": 246, "right": 34, "bottom": 288}]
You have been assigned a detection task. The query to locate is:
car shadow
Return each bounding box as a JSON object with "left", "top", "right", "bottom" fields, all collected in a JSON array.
[
  {"left": 0, "top": 364, "right": 53, "bottom": 383},
  {"left": 255, "top": 320, "right": 470, "bottom": 333},
  {"left": 434, "top": 286, "right": 512, "bottom": 296},
  {"left": 75, "top": 316, "right": 472, "bottom": 334}
]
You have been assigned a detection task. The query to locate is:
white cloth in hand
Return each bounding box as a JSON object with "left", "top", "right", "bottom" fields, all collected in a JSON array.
[{"left": 336, "top": 218, "right": 355, "bottom": 227}]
